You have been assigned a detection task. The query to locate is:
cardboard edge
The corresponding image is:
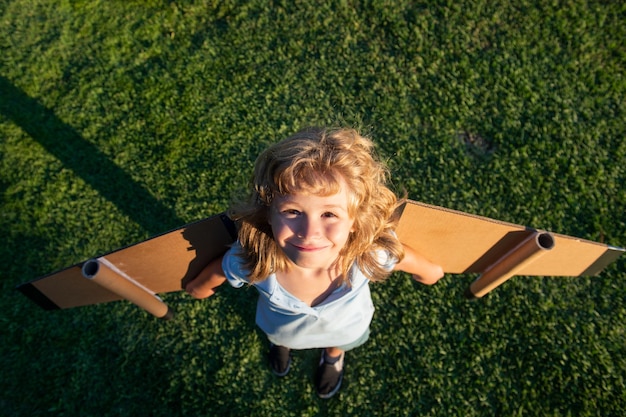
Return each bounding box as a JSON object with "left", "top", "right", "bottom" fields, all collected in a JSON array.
[
  {"left": 404, "top": 199, "right": 532, "bottom": 229},
  {"left": 580, "top": 246, "right": 625, "bottom": 276},
  {"left": 16, "top": 282, "right": 60, "bottom": 310}
]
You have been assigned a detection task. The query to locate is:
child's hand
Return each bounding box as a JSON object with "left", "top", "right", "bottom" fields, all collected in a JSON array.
[
  {"left": 395, "top": 244, "right": 444, "bottom": 285},
  {"left": 184, "top": 256, "right": 227, "bottom": 299},
  {"left": 411, "top": 264, "right": 444, "bottom": 286},
  {"left": 185, "top": 279, "right": 219, "bottom": 299}
]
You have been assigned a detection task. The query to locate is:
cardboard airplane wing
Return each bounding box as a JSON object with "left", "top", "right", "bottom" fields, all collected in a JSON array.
[
  {"left": 396, "top": 201, "right": 624, "bottom": 298},
  {"left": 17, "top": 200, "right": 624, "bottom": 318},
  {"left": 17, "top": 213, "right": 238, "bottom": 319}
]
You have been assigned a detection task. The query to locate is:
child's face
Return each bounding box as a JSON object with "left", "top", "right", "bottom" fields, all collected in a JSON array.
[{"left": 269, "top": 182, "right": 355, "bottom": 273}]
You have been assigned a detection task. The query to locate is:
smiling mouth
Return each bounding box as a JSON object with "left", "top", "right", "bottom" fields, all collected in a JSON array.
[{"left": 291, "top": 243, "right": 328, "bottom": 252}]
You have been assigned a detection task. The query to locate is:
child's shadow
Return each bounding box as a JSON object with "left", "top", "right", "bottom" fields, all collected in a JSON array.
[{"left": 0, "top": 75, "right": 183, "bottom": 236}]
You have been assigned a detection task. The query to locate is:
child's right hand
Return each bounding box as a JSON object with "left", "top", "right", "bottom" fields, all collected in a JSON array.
[
  {"left": 184, "top": 279, "right": 218, "bottom": 299},
  {"left": 184, "top": 256, "right": 227, "bottom": 299}
]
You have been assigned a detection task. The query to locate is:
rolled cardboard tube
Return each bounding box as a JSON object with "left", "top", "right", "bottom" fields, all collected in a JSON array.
[
  {"left": 82, "top": 259, "right": 173, "bottom": 319},
  {"left": 467, "top": 232, "right": 555, "bottom": 299}
]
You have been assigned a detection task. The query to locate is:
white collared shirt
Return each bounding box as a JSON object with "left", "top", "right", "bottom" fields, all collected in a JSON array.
[{"left": 222, "top": 242, "right": 396, "bottom": 349}]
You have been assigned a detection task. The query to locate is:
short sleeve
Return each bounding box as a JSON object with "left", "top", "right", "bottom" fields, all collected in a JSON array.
[
  {"left": 378, "top": 230, "right": 400, "bottom": 271},
  {"left": 222, "top": 242, "right": 249, "bottom": 288},
  {"left": 376, "top": 249, "right": 398, "bottom": 272}
]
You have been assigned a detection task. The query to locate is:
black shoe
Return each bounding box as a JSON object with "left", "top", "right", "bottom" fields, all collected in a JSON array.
[
  {"left": 269, "top": 344, "right": 291, "bottom": 377},
  {"left": 314, "top": 351, "right": 344, "bottom": 399}
]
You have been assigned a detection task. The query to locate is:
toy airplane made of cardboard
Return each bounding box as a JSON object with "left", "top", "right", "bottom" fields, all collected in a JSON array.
[{"left": 17, "top": 200, "right": 624, "bottom": 319}]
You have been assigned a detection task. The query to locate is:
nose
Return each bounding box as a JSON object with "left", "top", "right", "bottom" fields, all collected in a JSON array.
[{"left": 296, "top": 215, "right": 321, "bottom": 239}]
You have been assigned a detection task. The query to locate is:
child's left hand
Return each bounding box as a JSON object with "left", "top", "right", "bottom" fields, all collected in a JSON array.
[{"left": 394, "top": 244, "right": 444, "bottom": 285}]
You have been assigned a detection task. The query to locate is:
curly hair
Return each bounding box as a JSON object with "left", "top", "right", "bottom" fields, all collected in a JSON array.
[{"left": 229, "top": 127, "right": 405, "bottom": 285}]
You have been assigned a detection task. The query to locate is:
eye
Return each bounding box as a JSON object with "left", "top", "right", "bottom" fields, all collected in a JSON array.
[
  {"left": 322, "top": 212, "right": 337, "bottom": 218},
  {"left": 281, "top": 209, "right": 301, "bottom": 218}
]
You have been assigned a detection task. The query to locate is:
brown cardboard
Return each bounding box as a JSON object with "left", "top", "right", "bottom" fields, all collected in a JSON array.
[
  {"left": 396, "top": 200, "right": 622, "bottom": 277},
  {"left": 396, "top": 200, "right": 624, "bottom": 296},
  {"left": 18, "top": 213, "right": 237, "bottom": 311}
]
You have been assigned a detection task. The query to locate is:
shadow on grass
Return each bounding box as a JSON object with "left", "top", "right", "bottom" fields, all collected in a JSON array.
[{"left": 0, "top": 75, "right": 183, "bottom": 235}]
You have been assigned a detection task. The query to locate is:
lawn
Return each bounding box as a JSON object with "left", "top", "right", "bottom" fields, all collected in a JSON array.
[{"left": 1, "top": 1, "right": 625, "bottom": 416}]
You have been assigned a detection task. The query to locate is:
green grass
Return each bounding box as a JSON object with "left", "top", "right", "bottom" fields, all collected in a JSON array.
[{"left": 1, "top": 0, "right": 625, "bottom": 415}]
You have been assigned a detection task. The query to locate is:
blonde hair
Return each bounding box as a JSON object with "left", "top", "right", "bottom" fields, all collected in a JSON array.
[{"left": 230, "top": 127, "right": 405, "bottom": 284}]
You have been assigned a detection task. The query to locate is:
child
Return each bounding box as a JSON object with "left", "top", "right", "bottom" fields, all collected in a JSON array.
[{"left": 185, "top": 127, "right": 443, "bottom": 399}]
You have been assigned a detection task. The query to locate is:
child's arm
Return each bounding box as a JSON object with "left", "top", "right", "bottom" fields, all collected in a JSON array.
[
  {"left": 184, "top": 255, "right": 227, "bottom": 299},
  {"left": 394, "top": 244, "right": 444, "bottom": 285}
]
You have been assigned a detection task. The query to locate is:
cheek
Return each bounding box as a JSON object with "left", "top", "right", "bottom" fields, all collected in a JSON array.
[
  {"left": 269, "top": 215, "right": 293, "bottom": 241},
  {"left": 329, "top": 221, "right": 355, "bottom": 243},
  {"left": 269, "top": 218, "right": 283, "bottom": 240}
]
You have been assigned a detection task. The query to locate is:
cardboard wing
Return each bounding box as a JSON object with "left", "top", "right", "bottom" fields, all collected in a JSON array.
[
  {"left": 17, "top": 213, "right": 237, "bottom": 319},
  {"left": 17, "top": 201, "right": 624, "bottom": 317},
  {"left": 396, "top": 200, "right": 624, "bottom": 298}
]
